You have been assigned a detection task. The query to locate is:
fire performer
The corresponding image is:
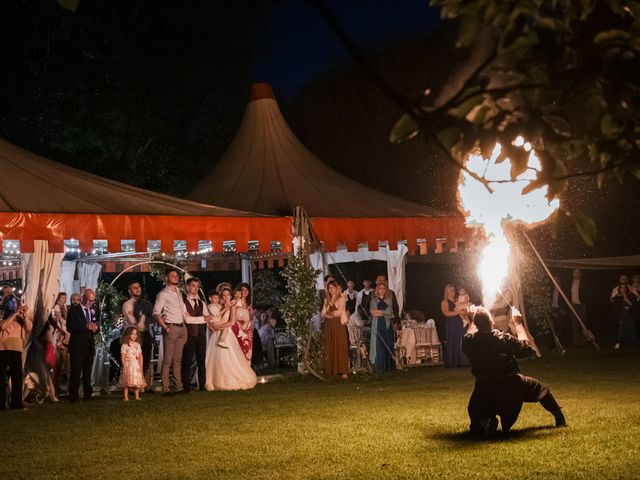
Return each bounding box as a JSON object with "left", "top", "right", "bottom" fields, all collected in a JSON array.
[{"left": 462, "top": 306, "right": 565, "bottom": 437}]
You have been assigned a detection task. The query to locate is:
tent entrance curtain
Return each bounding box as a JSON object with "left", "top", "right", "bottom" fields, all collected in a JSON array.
[
  {"left": 20, "top": 240, "right": 64, "bottom": 380},
  {"left": 310, "top": 244, "right": 409, "bottom": 313},
  {"left": 0, "top": 213, "right": 292, "bottom": 254}
]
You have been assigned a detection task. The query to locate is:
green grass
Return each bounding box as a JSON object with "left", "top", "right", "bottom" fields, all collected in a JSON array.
[{"left": 2, "top": 351, "right": 640, "bottom": 479}]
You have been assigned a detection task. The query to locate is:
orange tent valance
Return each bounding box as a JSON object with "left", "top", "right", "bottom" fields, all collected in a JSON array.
[
  {"left": 0, "top": 213, "right": 293, "bottom": 254},
  {"left": 309, "top": 216, "right": 474, "bottom": 252}
]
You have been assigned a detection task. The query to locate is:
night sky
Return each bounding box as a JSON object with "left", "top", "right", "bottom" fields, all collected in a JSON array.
[
  {"left": 253, "top": 0, "right": 440, "bottom": 97},
  {"left": 1, "top": 0, "right": 639, "bottom": 259}
]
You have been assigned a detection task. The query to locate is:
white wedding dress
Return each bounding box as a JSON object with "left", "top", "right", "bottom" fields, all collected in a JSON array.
[{"left": 204, "top": 307, "right": 257, "bottom": 391}]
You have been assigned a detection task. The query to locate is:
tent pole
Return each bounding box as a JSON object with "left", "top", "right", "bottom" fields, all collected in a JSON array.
[{"left": 519, "top": 228, "right": 601, "bottom": 353}]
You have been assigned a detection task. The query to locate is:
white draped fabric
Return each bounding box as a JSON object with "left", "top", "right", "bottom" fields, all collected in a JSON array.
[
  {"left": 20, "top": 240, "right": 65, "bottom": 368},
  {"left": 77, "top": 262, "right": 102, "bottom": 291},
  {"left": 310, "top": 250, "right": 327, "bottom": 291},
  {"left": 386, "top": 244, "right": 408, "bottom": 315},
  {"left": 309, "top": 244, "right": 408, "bottom": 314},
  {"left": 59, "top": 260, "right": 77, "bottom": 298}
]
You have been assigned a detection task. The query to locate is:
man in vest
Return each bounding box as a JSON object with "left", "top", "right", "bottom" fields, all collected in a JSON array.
[
  {"left": 181, "top": 277, "right": 211, "bottom": 392},
  {"left": 348, "top": 280, "right": 374, "bottom": 346}
]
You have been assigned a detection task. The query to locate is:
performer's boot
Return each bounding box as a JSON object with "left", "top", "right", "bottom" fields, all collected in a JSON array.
[{"left": 539, "top": 391, "right": 566, "bottom": 427}]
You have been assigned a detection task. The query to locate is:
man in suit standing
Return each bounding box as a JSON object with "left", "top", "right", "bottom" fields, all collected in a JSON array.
[
  {"left": 67, "top": 289, "right": 99, "bottom": 403},
  {"left": 181, "top": 278, "right": 210, "bottom": 392}
]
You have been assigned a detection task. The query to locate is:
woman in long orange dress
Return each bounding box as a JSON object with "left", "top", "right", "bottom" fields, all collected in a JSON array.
[{"left": 321, "top": 280, "right": 349, "bottom": 379}]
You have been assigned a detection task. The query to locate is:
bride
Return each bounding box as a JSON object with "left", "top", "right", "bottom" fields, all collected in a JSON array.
[{"left": 204, "top": 287, "right": 257, "bottom": 391}]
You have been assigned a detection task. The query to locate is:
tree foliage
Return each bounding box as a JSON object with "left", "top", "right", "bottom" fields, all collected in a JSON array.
[
  {"left": 280, "top": 250, "right": 324, "bottom": 379},
  {"left": 252, "top": 269, "right": 283, "bottom": 310},
  {"left": 391, "top": 0, "right": 640, "bottom": 245},
  {"left": 0, "top": 1, "right": 267, "bottom": 196}
]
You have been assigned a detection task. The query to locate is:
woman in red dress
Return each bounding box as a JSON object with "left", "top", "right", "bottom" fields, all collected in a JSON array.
[{"left": 231, "top": 285, "right": 253, "bottom": 362}]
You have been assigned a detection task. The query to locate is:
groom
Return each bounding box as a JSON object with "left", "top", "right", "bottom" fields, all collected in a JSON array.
[{"left": 181, "top": 278, "right": 210, "bottom": 392}]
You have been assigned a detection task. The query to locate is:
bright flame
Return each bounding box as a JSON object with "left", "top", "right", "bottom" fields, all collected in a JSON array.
[{"left": 459, "top": 137, "right": 560, "bottom": 306}]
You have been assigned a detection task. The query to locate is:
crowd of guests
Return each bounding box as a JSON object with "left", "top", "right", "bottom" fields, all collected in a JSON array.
[
  {"left": 550, "top": 270, "right": 640, "bottom": 350},
  {"left": 0, "top": 271, "right": 268, "bottom": 409},
  {"left": 325, "top": 274, "right": 400, "bottom": 378},
  {"left": 3, "top": 265, "right": 639, "bottom": 411}
]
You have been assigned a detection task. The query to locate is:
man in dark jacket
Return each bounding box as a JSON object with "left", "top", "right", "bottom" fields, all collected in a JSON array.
[
  {"left": 462, "top": 306, "right": 566, "bottom": 437},
  {"left": 67, "top": 289, "right": 99, "bottom": 403}
]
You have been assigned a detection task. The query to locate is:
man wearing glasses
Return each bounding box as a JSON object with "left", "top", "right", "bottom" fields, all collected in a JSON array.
[{"left": 67, "top": 289, "right": 99, "bottom": 403}]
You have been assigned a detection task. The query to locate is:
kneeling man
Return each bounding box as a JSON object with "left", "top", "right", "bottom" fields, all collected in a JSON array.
[{"left": 462, "top": 306, "right": 565, "bottom": 436}]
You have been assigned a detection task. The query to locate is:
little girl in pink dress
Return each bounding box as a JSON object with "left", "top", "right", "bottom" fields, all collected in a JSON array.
[{"left": 119, "top": 326, "right": 146, "bottom": 401}]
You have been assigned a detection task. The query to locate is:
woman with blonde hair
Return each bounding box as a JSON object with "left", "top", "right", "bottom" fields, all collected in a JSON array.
[
  {"left": 321, "top": 280, "right": 349, "bottom": 379},
  {"left": 369, "top": 282, "right": 395, "bottom": 372},
  {"left": 441, "top": 284, "right": 469, "bottom": 368}
]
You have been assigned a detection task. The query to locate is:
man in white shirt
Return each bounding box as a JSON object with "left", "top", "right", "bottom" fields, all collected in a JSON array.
[
  {"left": 181, "top": 278, "right": 210, "bottom": 392},
  {"left": 569, "top": 269, "right": 586, "bottom": 346},
  {"left": 153, "top": 269, "right": 188, "bottom": 395}
]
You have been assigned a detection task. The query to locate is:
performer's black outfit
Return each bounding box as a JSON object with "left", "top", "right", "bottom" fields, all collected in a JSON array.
[{"left": 462, "top": 329, "right": 565, "bottom": 436}]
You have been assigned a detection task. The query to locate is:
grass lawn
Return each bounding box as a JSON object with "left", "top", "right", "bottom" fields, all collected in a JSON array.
[{"left": 2, "top": 350, "right": 639, "bottom": 479}]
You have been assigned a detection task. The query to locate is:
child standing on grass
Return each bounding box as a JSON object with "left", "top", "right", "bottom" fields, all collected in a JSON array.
[{"left": 119, "top": 326, "right": 145, "bottom": 401}]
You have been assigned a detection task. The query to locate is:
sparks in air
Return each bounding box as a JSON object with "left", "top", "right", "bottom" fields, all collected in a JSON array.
[{"left": 459, "top": 137, "right": 560, "bottom": 307}]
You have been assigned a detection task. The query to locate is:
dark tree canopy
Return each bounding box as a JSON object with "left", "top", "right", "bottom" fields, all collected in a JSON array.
[
  {"left": 288, "top": 5, "right": 640, "bottom": 257},
  {"left": 286, "top": 25, "right": 467, "bottom": 212},
  {"left": 0, "top": 0, "right": 268, "bottom": 195}
]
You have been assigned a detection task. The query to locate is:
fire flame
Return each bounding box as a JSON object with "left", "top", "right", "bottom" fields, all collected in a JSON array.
[{"left": 459, "top": 137, "right": 560, "bottom": 307}]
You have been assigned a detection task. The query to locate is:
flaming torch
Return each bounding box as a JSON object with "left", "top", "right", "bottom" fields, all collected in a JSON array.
[{"left": 458, "top": 137, "right": 560, "bottom": 308}]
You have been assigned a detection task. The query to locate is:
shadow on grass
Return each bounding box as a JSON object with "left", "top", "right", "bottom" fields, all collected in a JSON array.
[{"left": 426, "top": 425, "right": 562, "bottom": 445}]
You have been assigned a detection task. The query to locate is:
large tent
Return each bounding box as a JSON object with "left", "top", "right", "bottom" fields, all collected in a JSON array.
[
  {"left": 0, "top": 137, "right": 293, "bottom": 386},
  {"left": 188, "top": 83, "right": 473, "bottom": 254},
  {"left": 0, "top": 138, "right": 291, "bottom": 255}
]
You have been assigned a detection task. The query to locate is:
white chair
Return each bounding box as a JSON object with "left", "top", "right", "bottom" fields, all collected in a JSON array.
[{"left": 414, "top": 319, "right": 442, "bottom": 363}]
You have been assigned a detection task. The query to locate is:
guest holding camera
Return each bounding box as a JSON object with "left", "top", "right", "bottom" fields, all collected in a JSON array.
[{"left": 0, "top": 299, "right": 32, "bottom": 410}]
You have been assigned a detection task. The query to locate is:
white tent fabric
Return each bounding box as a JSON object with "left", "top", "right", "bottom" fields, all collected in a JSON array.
[
  {"left": 21, "top": 240, "right": 64, "bottom": 368},
  {"left": 0, "top": 138, "right": 263, "bottom": 216},
  {"left": 188, "top": 83, "right": 450, "bottom": 218},
  {"left": 311, "top": 250, "right": 327, "bottom": 291},
  {"left": 60, "top": 261, "right": 77, "bottom": 299},
  {"left": 77, "top": 262, "right": 102, "bottom": 292},
  {"left": 387, "top": 244, "right": 408, "bottom": 315},
  {"left": 309, "top": 244, "right": 408, "bottom": 313}
]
